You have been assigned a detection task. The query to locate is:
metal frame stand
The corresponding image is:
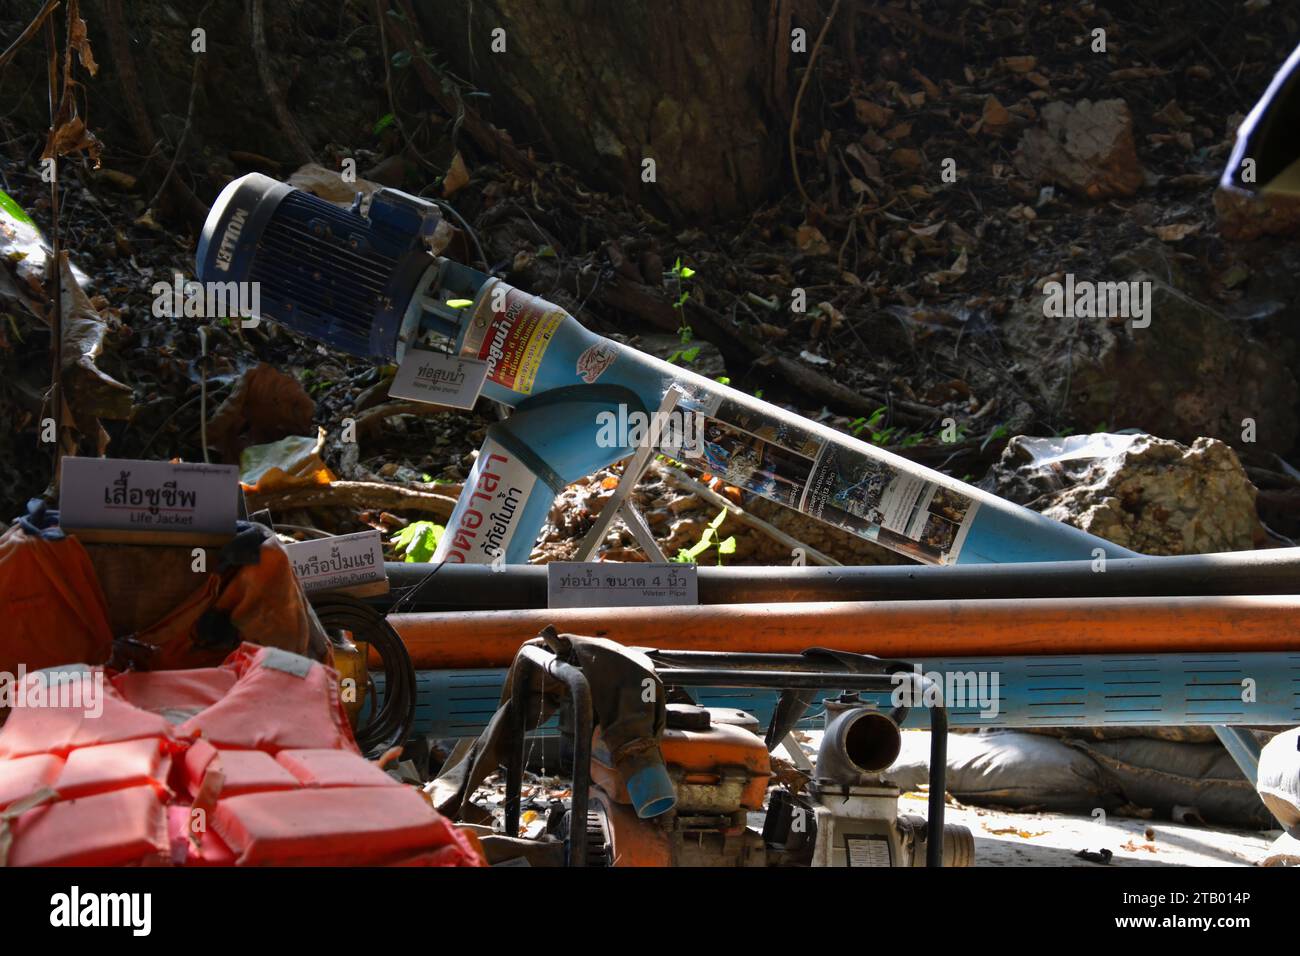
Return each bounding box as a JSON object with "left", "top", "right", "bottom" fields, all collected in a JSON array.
[{"left": 575, "top": 385, "right": 689, "bottom": 562}]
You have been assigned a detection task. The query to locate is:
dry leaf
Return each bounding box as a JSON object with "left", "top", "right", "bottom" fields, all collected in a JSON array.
[
  {"left": 795, "top": 224, "right": 831, "bottom": 256},
  {"left": 927, "top": 249, "right": 969, "bottom": 285},
  {"left": 981, "top": 96, "right": 1014, "bottom": 136},
  {"left": 206, "top": 363, "right": 316, "bottom": 464},
  {"left": 287, "top": 163, "right": 381, "bottom": 205},
  {"left": 1151, "top": 222, "right": 1201, "bottom": 241},
  {"left": 67, "top": 0, "right": 99, "bottom": 76},
  {"left": 443, "top": 151, "right": 470, "bottom": 197},
  {"left": 853, "top": 98, "right": 894, "bottom": 128},
  {"left": 998, "top": 55, "right": 1037, "bottom": 74},
  {"left": 844, "top": 143, "right": 884, "bottom": 184},
  {"left": 884, "top": 121, "right": 913, "bottom": 141},
  {"left": 892, "top": 148, "right": 923, "bottom": 171},
  {"left": 983, "top": 824, "right": 1047, "bottom": 838}
]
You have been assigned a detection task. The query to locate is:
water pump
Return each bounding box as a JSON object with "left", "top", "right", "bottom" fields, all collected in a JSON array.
[{"left": 197, "top": 173, "right": 1133, "bottom": 567}]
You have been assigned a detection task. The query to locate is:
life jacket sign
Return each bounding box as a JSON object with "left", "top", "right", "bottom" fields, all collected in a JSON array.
[{"left": 59, "top": 457, "right": 239, "bottom": 546}]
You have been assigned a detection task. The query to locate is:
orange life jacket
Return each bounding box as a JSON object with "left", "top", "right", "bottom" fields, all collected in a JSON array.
[
  {"left": 0, "top": 644, "right": 483, "bottom": 867},
  {"left": 0, "top": 518, "right": 326, "bottom": 678}
]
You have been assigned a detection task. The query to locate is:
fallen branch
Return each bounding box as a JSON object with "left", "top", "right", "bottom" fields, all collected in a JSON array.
[
  {"left": 0, "top": 0, "right": 60, "bottom": 73},
  {"left": 570, "top": 265, "right": 937, "bottom": 424},
  {"left": 653, "top": 461, "right": 841, "bottom": 567},
  {"left": 248, "top": 0, "right": 314, "bottom": 166},
  {"left": 382, "top": 0, "right": 536, "bottom": 178},
  {"left": 354, "top": 400, "right": 464, "bottom": 436},
  {"left": 147, "top": 0, "right": 213, "bottom": 212},
  {"left": 788, "top": 0, "right": 841, "bottom": 207},
  {"left": 102, "top": 0, "right": 207, "bottom": 226},
  {"left": 245, "top": 480, "right": 461, "bottom": 517}
]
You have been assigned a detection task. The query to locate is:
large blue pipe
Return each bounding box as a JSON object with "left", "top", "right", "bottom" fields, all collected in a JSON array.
[{"left": 374, "top": 652, "right": 1299, "bottom": 740}]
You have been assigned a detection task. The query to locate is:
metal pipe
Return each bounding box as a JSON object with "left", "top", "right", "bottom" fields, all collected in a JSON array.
[
  {"left": 375, "top": 548, "right": 1300, "bottom": 612},
  {"left": 654, "top": 669, "right": 901, "bottom": 690},
  {"left": 378, "top": 650, "right": 1300, "bottom": 736},
  {"left": 1214, "top": 726, "right": 1263, "bottom": 785},
  {"left": 389, "top": 594, "right": 1300, "bottom": 669},
  {"left": 817, "top": 707, "right": 903, "bottom": 777}
]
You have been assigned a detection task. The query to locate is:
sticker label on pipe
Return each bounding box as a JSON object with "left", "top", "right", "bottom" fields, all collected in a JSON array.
[
  {"left": 389, "top": 349, "right": 488, "bottom": 409},
  {"left": 547, "top": 562, "right": 698, "bottom": 609},
  {"left": 463, "top": 283, "right": 564, "bottom": 395},
  {"left": 434, "top": 438, "right": 537, "bottom": 563}
]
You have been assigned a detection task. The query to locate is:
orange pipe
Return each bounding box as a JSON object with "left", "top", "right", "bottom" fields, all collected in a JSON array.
[{"left": 390, "top": 594, "right": 1300, "bottom": 669}]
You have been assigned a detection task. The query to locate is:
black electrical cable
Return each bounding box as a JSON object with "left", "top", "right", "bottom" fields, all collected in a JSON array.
[{"left": 310, "top": 593, "right": 416, "bottom": 760}]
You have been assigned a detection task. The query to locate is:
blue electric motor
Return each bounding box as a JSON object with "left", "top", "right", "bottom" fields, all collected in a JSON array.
[{"left": 195, "top": 173, "right": 476, "bottom": 360}]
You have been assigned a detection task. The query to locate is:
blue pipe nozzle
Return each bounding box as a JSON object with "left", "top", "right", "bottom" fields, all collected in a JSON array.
[{"left": 625, "top": 764, "right": 677, "bottom": 819}]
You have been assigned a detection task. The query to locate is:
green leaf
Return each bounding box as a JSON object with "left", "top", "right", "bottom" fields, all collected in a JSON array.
[
  {"left": 680, "top": 346, "right": 700, "bottom": 363},
  {"left": 715, "top": 376, "right": 730, "bottom": 386},
  {"left": 0, "top": 189, "right": 36, "bottom": 226},
  {"left": 391, "top": 521, "right": 444, "bottom": 563},
  {"left": 373, "top": 112, "right": 396, "bottom": 135},
  {"left": 680, "top": 266, "right": 695, "bottom": 279}
]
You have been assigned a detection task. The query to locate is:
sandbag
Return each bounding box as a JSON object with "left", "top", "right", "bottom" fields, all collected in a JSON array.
[
  {"left": 1256, "top": 726, "right": 1300, "bottom": 834},
  {"left": 886, "top": 730, "right": 1124, "bottom": 811},
  {"left": 1067, "top": 737, "right": 1272, "bottom": 829},
  {"left": 887, "top": 728, "right": 1273, "bottom": 827}
]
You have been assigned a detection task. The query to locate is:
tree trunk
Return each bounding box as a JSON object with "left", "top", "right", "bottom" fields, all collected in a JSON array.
[{"left": 415, "top": 0, "right": 815, "bottom": 223}]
